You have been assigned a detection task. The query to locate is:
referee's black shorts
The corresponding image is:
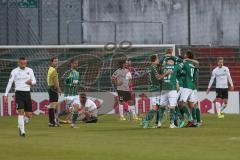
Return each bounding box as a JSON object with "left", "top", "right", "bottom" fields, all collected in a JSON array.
[
  {"left": 48, "top": 87, "right": 59, "bottom": 102},
  {"left": 216, "top": 88, "right": 228, "bottom": 99},
  {"left": 15, "top": 91, "right": 32, "bottom": 112}
]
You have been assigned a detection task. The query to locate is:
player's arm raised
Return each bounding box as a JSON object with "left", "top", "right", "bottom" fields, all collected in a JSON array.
[{"left": 185, "top": 58, "right": 199, "bottom": 65}]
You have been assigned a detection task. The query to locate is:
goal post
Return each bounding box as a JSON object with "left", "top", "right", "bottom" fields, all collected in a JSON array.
[
  {"left": 0, "top": 44, "right": 175, "bottom": 93},
  {"left": 0, "top": 44, "right": 175, "bottom": 116}
]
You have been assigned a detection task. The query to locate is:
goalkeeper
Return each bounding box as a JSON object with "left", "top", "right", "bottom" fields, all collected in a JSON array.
[{"left": 59, "top": 59, "right": 80, "bottom": 124}]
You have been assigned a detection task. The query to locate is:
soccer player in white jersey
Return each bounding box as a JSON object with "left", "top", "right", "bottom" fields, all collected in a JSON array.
[
  {"left": 4, "top": 57, "right": 36, "bottom": 137},
  {"left": 70, "top": 93, "right": 98, "bottom": 128},
  {"left": 111, "top": 60, "right": 138, "bottom": 121},
  {"left": 207, "top": 57, "right": 234, "bottom": 118}
]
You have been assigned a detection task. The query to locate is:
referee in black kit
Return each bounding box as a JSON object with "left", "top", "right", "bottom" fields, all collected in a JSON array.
[{"left": 4, "top": 57, "right": 36, "bottom": 137}]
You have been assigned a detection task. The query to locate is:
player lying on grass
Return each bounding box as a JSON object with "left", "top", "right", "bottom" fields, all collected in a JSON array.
[
  {"left": 207, "top": 57, "right": 234, "bottom": 118},
  {"left": 59, "top": 59, "right": 80, "bottom": 124},
  {"left": 111, "top": 59, "right": 139, "bottom": 121},
  {"left": 70, "top": 93, "right": 98, "bottom": 128},
  {"left": 141, "top": 54, "right": 172, "bottom": 128}
]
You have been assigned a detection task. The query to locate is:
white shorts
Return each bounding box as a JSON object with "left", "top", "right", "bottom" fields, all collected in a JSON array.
[
  {"left": 180, "top": 88, "right": 198, "bottom": 104},
  {"left": 64, "top": 95, "right": 79, "bottom": 107},
  {"left": 150, "top": 92, "right": 161, "bottom": 106},
  {"left": 189, "top": 90, "right": 198, "bottom": 104},
  {"left": 160, "top": 90, "right": 178, "bottom": 108}
]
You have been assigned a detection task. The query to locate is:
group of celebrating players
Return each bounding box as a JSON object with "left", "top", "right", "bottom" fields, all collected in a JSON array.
[
  {"left": 112, "top": 48, "right": 201, "bottom": 128},
  {"left": 3, "top": 47, "right": 234, "bottom": 137},
  {"left": 112, "top": 48, "right": 234, "bottom": 129}
]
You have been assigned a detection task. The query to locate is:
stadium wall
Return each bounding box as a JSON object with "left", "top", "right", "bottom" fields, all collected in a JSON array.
[
  {"left": 0, "top": 92, "right": 239, "bottom": 116},
  {"left": 1, "top": 0, "right": 240, "bottom": 45}
]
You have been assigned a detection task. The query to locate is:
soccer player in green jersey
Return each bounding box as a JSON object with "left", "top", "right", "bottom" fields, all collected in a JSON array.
[
  {"left": 141, "top": 54, "right": 172, "bottom": 128},
  {"left": 61, "top": 59, "right": 80, "bottom": 125},
  {"left": 175, "top": 56, "right": 193, "bottom": 128},
  {"left": 180, "top": 51, "right": 199, "bottom": 127},
  {"left": 159, "top": 57, "right": 181, "bottom": 128},
  {"left": 159, "top": 48, "right": 180, "bottom": 66}
]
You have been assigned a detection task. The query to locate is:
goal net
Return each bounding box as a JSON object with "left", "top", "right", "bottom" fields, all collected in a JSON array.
[{"left": 0, "top": 44, "right": 175, "bottom": 93}]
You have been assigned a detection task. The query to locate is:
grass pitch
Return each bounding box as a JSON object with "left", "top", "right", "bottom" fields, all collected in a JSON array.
[{"left": 0, "top": 114, "right": 240, "bottom": 160}]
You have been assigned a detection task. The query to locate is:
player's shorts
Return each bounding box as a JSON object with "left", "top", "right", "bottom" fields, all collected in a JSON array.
[
  {"left": 150, "top": 92, "right": 161, "bottom": 106},
  {"left": 216, "top": 88, "right": 228, "bottom": 99},
  {"left": 189, "top": 90, "right": 198, "bottom": 104},
  {"left": 48, "top": 87, "right": 59, "bottom": 102},
  {"left": 177, "top": 87, "right": 183, "bottom": 101},
  {"left": 117, "top": 90, "right": 132, "bottom": 102},
  {"left": 180, "top": 88, "right": 193, "bottom": 103},
  {"left": 64, "top": 95, "right": 79, "bottom": 107},
  {"left": 180, "top": 88, "right": 198, "bottom": 104},
  {"left": 160, "top": 90, "right": 178, "bottom": 108},
  {"left": 15, "top": 91, "right": 32, "bottom": 112}
]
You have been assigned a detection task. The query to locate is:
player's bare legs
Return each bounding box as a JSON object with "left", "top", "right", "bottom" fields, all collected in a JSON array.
[
  {"left": 222, "top": 98, "right": 228, "bottom": 114},
  {"left": 216, "top": 98, "right": 227, "bottom": 118},
  {"left": 71, "top": 104, "right": 79, "bottom": 128}
]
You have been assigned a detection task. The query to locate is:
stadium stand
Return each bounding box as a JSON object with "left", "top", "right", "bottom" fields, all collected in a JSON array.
[{"left": 187, "top": 47, "right": 240, "bottom": 91}]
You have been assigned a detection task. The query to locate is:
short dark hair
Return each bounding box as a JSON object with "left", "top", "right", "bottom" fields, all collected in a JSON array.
[
  {"left": 50, "top": 56, "right": 58, "bottom": 62},
  {"left": 19, "top": 57, "right": 26, "bottom": 60},
  {"left": 69, "top": 58, "right": 78, "bottom": 64},
  {"left": 118, "top": 59, "right": 126, "bottom": 68},
  {"left": 150, "top": 54, "right": 157, "bottom": 62},
  {"left": 185, "top": 50, "right": 194, "bottom": 59},
  {"left": 79, "top": 93, "right": 87, "bottom": 99},
  {"left": 165, "top": 48, "right": 173, "bottom": 54}
]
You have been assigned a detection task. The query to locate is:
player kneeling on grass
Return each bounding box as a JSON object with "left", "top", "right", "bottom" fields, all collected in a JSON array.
[{"left": 70, "top": 93, "right": 98, "bottom": 128}]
